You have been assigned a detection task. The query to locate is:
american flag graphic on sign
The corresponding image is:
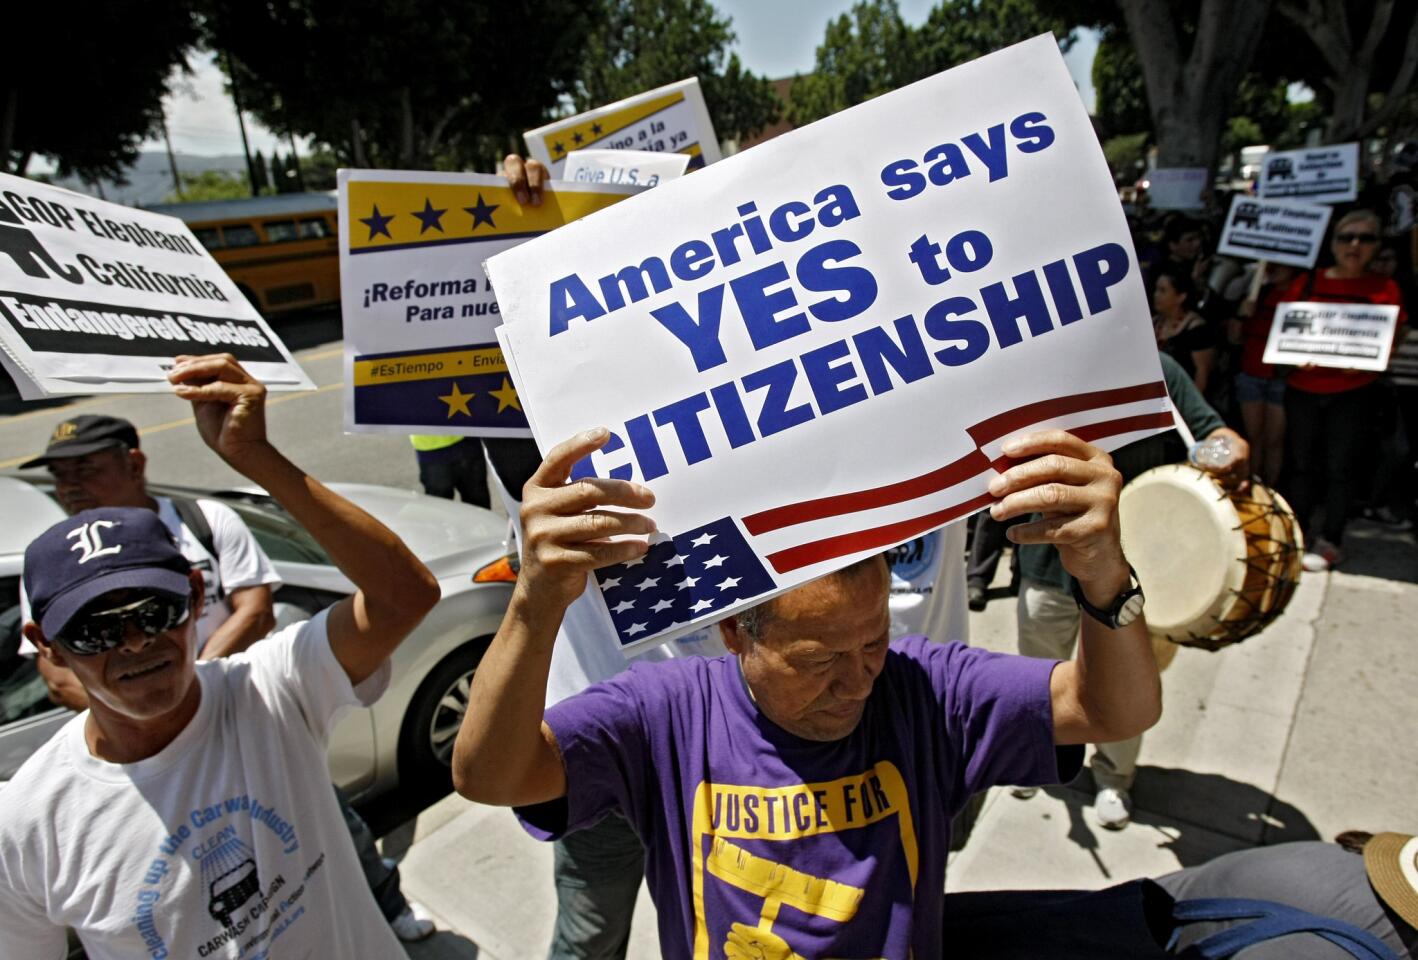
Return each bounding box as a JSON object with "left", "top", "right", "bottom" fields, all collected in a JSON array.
[{"left": 601, "top": 379, "right": 1173, "bottom": 650}]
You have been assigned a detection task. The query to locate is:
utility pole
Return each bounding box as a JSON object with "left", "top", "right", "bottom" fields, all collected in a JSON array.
[
  {"left": 287, "top": 130, "right": 306, "bottom": 191},
  {"left": 223, "top": 50, "right": 258, "bottom": 198},
  {"left": 159, "top": 113, "right": 183, "bottom": 200}
]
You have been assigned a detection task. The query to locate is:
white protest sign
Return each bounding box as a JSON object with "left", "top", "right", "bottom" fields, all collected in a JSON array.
[
  {"left": 488, "top": 34, "right": 1170, "bottom": 653},
  {"left": 524, "top": 78, "right": 721, "bottom": 179},
  {"left": 563, "top": 149, "right": 692, "bottom": 188},
  {"left": 1257, "top": 143, "right": 1359, "bottom": 203},
  {"left": 1147, "top": 167, "right": 1208, "bottom": 210},
  {"left": 1262, "top": 300, "right": 1400, "bottom": 372},
  {"left": 0, "top": 174, "right": 312, "bottom": 398},
  {"left": 338, "top": 170, "right": 636, "bottom": 435},
  {"left": 1216, "top": 196, "right": 1333, "bottom": 269}
]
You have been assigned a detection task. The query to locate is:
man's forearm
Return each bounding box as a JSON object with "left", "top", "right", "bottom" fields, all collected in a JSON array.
[
  {"left": 454, "top": 588, "right": 568, "bottom": 806},
  {"left": 199, "top": 586, "right": 275, "bottom": 660},
  {"left": 230, "top": 442, "right": 438, "bottom": 631},
  {"left": 1072, "top": 610, "right": 1161, "bottom": 743}
]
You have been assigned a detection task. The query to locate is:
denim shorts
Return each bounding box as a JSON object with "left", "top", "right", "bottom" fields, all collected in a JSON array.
[{"left": 1235, "top": 372, "right": 1285, "bottom": 405}]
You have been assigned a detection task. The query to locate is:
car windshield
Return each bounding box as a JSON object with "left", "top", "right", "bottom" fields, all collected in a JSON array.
[{"left": 214, "top": 495, "right": 333, "bottom": 566}]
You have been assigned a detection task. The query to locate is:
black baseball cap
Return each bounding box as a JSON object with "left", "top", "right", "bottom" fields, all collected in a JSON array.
[
  {"left": 20, "top": 415, "right": 140, "bottom": 469},
  {"left": 24, "top": 507, "right": 191, "bottom": 640}
]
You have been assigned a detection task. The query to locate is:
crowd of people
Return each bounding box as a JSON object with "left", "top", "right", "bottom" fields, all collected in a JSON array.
[{"left": 0, "top": 155, "right": 1414, "bottom": 960}]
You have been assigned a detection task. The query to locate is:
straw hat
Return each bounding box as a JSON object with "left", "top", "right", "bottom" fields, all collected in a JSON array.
[{"left": 1364, "top": 832, "right": 1418, "bottom": 930}]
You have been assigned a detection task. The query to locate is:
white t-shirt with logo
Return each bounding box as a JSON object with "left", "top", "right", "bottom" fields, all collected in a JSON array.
[
  {"left": 887, "top": 520, "right": 970, "bottom": 644},
  {"left": 0, "top": 612, "right": 405, "bottom": 960},
  {"left": 20, "top": 496, "right": 281, "bottom": 653}
]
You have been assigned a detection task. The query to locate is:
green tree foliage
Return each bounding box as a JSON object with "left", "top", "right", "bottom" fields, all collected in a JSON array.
[
  {"left": 1092, "top": 29, "right": 1150, "bottom": 141},
  {"left": 790, "top": 0, "right": 1073, "bottom": 126},
  {"left": 203, "top": 0, "right": 594, "bottom": 171},
  {"left": 2, "top": 0, "right": 198, "bottom": 180},
  {"left": 571, "top": 0, "right": 779, "bottom": 143},
  {"left": 251, "top": 149, "right": 271, "bottom": 194},
  {"left": 166, "top": 169, "right": 249, "bottom": 202}
]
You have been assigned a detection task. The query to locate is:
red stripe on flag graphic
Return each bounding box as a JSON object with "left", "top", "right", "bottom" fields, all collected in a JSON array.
[{"left": 743, "top": 381, "right": 1171, "bottom": 575}]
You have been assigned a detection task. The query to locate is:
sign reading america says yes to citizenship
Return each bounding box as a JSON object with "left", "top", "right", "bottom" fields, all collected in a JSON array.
[
  {"left": 488, "top": 36, "right": 1170, "bottom": 652},
  {"left": 524, "top": 78, "right": 720, "bottom": 179},
  {"left": 0, "top": 173, "right": 312, "bottom": 399},
  {"left": 338, "top": 170, "right": 636, "bottom": 435}
]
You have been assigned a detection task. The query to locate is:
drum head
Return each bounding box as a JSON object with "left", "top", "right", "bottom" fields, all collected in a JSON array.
[{"left": 1119, "top": 464, "right": 1248, "bottom": 638}]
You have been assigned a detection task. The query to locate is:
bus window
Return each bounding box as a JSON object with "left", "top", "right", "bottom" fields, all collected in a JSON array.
[
  {"left": 222, "top": 224, "right": 260, "bottom": 248},
  {"left": 193, "top": 227, "right": 223, "bottom": 250},
  {"left": 298, "top": 217, "right": 329, "bottom": 239},
  {"left": 263, "top": 220, "right": 298, "bottom": 243}
]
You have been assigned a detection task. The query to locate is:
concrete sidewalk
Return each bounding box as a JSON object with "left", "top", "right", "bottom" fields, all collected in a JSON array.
[{"left": 390, "top": 521, "right": 1418, "bottom": 959}]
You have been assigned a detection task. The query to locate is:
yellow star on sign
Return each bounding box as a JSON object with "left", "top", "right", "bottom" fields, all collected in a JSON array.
[
  {"left": 490, "top": 377, "right": 521, "bottom": 413},
  {"left": 438, "top": 382, "right": 475, "bottom": 418}
]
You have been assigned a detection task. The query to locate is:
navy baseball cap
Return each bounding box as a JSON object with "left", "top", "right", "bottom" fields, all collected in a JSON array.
[
  {"left": 20, "top": 415, "right": 140, "bottom": 469},
  {"left": 24, "top": 507, "right": 192, "bottom": 640}
]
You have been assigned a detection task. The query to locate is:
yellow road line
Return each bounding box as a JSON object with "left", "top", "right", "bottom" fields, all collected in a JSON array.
[{"left": 0, "top": 381, "right": 345, "bottom": 470}]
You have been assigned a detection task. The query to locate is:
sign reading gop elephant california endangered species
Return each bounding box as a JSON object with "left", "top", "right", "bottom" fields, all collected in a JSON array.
[
  {"left": 338, "top": 170, "right": 637, "bottom": 435},
  {"left": 523, "top": 78, "right": 720, "bottom": 179},
  {"left": 0, "top": 173, "right": 313, "bottom": 399},
  {"left": 1216, "top": 196, "right": 1332, "bottom": 269},
  {"left": 487, "top": 35, "right": 1171, "bottom": 652}
]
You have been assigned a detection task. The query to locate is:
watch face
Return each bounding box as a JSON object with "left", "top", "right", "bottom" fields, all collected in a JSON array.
[{"left": 1116, "top": 591, "right": 1146, "bottom": 627}]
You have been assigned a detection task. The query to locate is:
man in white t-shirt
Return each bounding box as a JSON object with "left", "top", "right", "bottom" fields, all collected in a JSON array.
[{"left": 0, "top": 354, "right": 442, "bottom": 959}]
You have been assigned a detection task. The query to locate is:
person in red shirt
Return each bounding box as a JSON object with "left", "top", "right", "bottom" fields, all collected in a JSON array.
[
  {"left": 1283, "top": 210, "right": 1407, "bottom": 571},
  {"left": 1230, "top": 263, "right": 1300, "bottom": 487}
]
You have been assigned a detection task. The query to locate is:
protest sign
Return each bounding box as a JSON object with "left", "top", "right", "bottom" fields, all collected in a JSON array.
[
  {"left": 564, "top": 149, "right": 692, "bottom": 188},
  {"left": 1146, "top": 167, "right": 1208, "bottom": 210},
  {"left": 0, "top": 173, "right": 312, "bottom": 399},
  {"left": 488, "top": 34, "right": 1170, "bottom": 652},
  {"left": 338, "top": 170, "right": 636, "bottom": 435},
  {"left": 524, "top": 78, "right": 721, "bottom": 178},
  {"left": 1262, "top": 301, "right": 1400, "bottom": 372},
  {"left": 1257, "top": 143, "right": 1359, "bottom": 203},
  {"left": 1216, "top": 196, "right": 1332, "bottom": 269}
]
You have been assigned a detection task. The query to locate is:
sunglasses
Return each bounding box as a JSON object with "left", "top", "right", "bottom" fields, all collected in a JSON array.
[
  {"left": 1335, "top": 232, "right": 1379, "bottom": 245},
  {"left": 55, "top": 594, "right": 191, "bottom": 656}
]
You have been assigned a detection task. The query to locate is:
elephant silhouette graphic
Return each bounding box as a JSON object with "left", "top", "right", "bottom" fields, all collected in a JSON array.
[{"left": 0, "top": 198, "right": 83, "bottom": 283}]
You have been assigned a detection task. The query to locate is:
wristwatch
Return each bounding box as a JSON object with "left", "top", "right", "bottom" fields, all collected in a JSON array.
[{"left": 1071, "top": 567, "right": 1145, "bottom": 629}]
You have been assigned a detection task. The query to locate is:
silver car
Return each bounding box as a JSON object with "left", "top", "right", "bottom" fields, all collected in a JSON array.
[{"left": 0, "top": 475, "right": 516, "bottom": 802}]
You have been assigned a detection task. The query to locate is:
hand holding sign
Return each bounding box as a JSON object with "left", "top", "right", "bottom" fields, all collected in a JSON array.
[
  {"left": 516, "top": 428, "right": 659, "bottom": 613},
  {"left": 169, "top": 353, "right": 271, "bottom": 467}
]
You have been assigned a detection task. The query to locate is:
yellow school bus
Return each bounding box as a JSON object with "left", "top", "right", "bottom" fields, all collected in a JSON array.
[{"left": 148, "top": 193, "right": 339, "bottom": 315}]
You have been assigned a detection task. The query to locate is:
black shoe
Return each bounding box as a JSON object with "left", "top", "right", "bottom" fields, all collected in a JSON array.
[{"left": 967, "top": 582, "right": 987, "bottom": 611}]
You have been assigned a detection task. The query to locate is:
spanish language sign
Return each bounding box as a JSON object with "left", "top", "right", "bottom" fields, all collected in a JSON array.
[
  {"left": 1216, "top": 196, "right": 1333, "bottom": 269},
  {"left": 488, "top": 35, "right": 1170, "bottom": 652},
  {"left": 1257, "top": 143, "right": 1359, "bottom": 203},
  {"left": 564, "top": 149, "right": 692, "bottom": 187},
  {"left": 0, "top": 174, "right": 313, "bottom": 399},
  {"left": 523, "top": 78, "right": 721, "bottom": 179},
  {"left": 1262, "top": 301, "right": 1400, "bottom": 371},
  {"left": 338, "top": 170, "right": 636, "bottom": 435}
]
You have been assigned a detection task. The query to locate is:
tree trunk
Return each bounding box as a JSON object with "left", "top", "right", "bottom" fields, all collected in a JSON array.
[
  {"left": 1327, "top": 72, "right": 1372, "bottom": 142},
  {"left": 350, "top": 118, "right": 369, "bottom": 169},
  {"left": 1121, "top": 0, "right": 1274, "bottom": 177},
  {"left": 1279, "top": 0, "right": 1398, "bottom": 143},
  {"left": 398, "top": 87, "right": 415, "bottom": 167},
  {"left": 1, "top": 88, "right": 17, "bottom": 173}
]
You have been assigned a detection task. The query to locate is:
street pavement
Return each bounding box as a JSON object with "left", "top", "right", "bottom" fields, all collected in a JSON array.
[{"left": 391, "top": 521, "right": 1418, "bottom": 959}]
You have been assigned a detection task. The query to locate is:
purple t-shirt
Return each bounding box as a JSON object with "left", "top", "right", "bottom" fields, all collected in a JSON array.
[{"left": 517, "top": 636, "right": 1080, "bottom": 960}]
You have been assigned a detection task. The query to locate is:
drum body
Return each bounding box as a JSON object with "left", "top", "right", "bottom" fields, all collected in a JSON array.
[{"left": 1119, "top": 464, "right": 1303, "bottom": 651}]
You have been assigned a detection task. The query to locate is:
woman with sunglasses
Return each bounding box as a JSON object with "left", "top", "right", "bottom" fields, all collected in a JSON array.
[{"left": 1282, "top": 209, "right": 1407, "bottom": 571}]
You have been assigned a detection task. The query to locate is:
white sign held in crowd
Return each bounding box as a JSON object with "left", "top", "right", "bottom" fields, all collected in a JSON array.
[
  {"left": 0, "top": 174, "right": 313, "bottom": 399},
  {"left": 488, "top": 35, "right": 1171, "bottom": 652},
  {"left": 1257, "top": 143, "right": 1360, "bottom": 203},
  {"left": 337, "top": 170, "right": 636, "bottom": 435},
  {"left": 1216, "top": 196, "right": 1333, "bottom": 269},
  {"left": 524, "top": 78, "right": 721, "bottom": 179},
  {"left": 1147, "top": 167, "right": 1209, "bottom": 210},
  {"left": 563, "top": 149, "right": 692, "bottom": 188},
  {"left": 1262, "top": 301, "right": 1400, "bottom": 372}
]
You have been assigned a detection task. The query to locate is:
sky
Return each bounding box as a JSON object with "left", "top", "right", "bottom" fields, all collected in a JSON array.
[{"left": 143, "top": 4, "right": 1098, "bottom": 160}]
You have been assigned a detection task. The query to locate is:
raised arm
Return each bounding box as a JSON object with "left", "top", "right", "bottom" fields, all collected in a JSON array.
[
  {"left": 989, "top": 430, "right": 1162, "bottom": 745},
  {"left": 452, "top": 428, "right": 656, "bottom": 806},
  {"left": 169, "top": 354, "right": 440, "bottom": 684}
]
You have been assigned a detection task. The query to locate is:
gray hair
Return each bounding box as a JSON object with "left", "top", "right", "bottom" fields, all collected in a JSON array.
[{"left": 733, "top": 553, "right": 888, "bottom": 643}]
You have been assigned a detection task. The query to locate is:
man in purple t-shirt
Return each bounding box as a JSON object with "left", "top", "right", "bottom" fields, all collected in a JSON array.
[{"left": 454, "top": 428, "right": 1162, "bottom": 960}]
